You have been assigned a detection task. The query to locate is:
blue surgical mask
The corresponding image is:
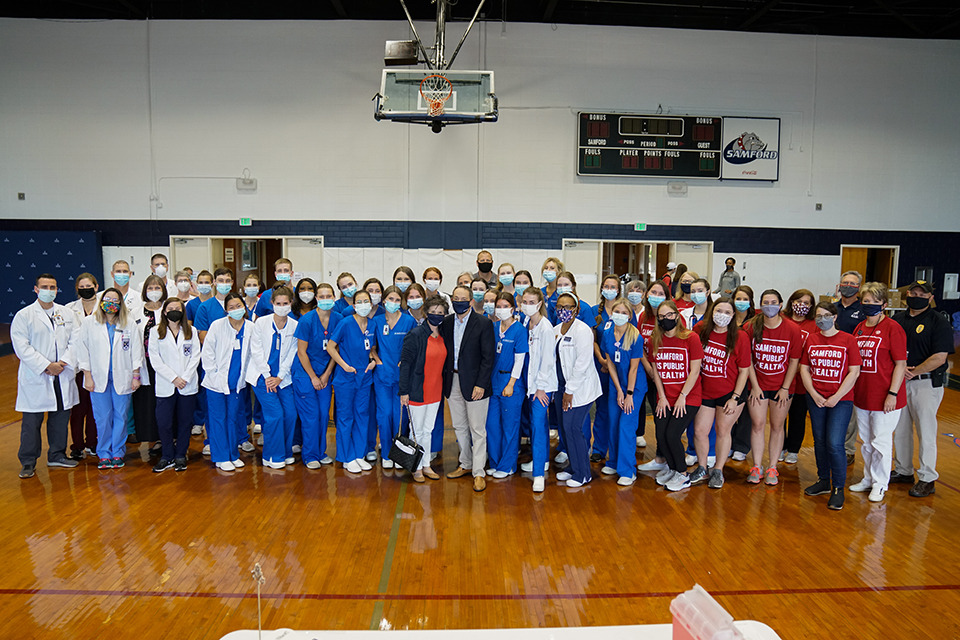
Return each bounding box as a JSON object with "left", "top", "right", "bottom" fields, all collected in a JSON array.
[
  {"left": 543, "top": 270, "right": 557, "bottom": 283},
  {"left": 648, "top": 295, "right": 666, "bottom": 309},
  {"left": 37, "top": 289, "right": 57, "bottom": 304},
  {"left": 499, "top": 274, "right": 514, "bottom": 287},
  {"left": 691, "top": 292, "right": 708, "bottom": 305},
  {"left": 761, "top": 304, "right": 781, "bottom": 318},
  {"left": 557, "top": 285, "right": 573, "bottom": 296},
  {"left": 602, "top": 288, "right": 618, "bottom": 300},
  {"left": 217, "top": 283, "right": 232, "bottom": 295},
  {"left": 384, "top": 301, "right": 401, "bottom": 314},
  {"left": 611, "top": 312, "right": 630, "bottom": 327},
  {"left": 227, "top": 308, "right": 245, "bottom": 321},
  {"left": 627, "top": 292, "right": 644, "bottom": 305},
  {"left": 342, "top": 285, "right": 357, "bottom": 298},
  {"left": 244, "top": 287, "right": 259, "bottom": 298},
  {"left": 197, "top": 284, "right": 213, "bottom": 295},
  {"left": 276, "top": 273, "right": 292, "bottom": 282},
  {"left": 734, "top": 300, "right": 751, "bottom": 312},
  {"left": 354, "top": 302, "right": 372, "bottom": 317},
  {"left": 113, "top": 273, "right": 130, "bottom": 286},
  {"left": 395, "top": 281, "right": 410, "bottom": 293},
  {"left": 317, "top": 299, "right": 335, "bottom": 311},
  {"left": 407, "top": 298, "right": 423, "bottom": 310},
  {"left": 483, "top": 302, "right": 495, "bottom": 315},
  {"left": 514, "top": 284, "right": 528, "bottom": 296},
  {"left": 473, "top": 290, "right": 485, "bottom": 302}
]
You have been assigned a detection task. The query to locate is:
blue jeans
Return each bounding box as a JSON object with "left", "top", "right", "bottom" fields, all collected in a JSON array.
[{"left": 806, "top": 398, "right": 853, "bottom": 489}]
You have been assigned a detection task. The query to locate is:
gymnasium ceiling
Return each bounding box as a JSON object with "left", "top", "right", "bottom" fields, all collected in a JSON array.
[{"left": 4, "top": 1, "right": 960, "bottom": 40}]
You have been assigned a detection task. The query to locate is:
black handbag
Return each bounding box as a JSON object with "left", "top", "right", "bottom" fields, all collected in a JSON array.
[{"left": 388, "top": 406, "right": 424, "bottom": 472}]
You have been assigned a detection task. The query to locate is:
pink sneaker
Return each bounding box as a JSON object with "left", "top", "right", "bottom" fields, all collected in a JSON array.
[
  {"left": 747, "top": 466, "right": 763, "bottom": 484},
  {"left": 764, "top": 467, "right": 779, "bottom": 486}
]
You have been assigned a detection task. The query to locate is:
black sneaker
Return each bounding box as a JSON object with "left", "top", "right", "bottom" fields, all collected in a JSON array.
[
  {"left": 19, "top": 465, "right": 36, "bottom": 479},
  {"left": 828, "top": 487, "right": 844, "bottom": 510},
  {"left": 174, "top": 458, "right": 188, "bottom": 472},
  {"left": 589, "top": 453, "right": 603, "bottom": 464},
  {"left": 688, "top": 465, "right": 708, "bottom": 485},
  {"left": 804, "top": 478, "right": 831, "bottom": 496},
  {"left": 69, "top": 449, "right": 84, "bottom": 461},
  {"left": 48, "top": 457, "right": 79, "bottom": 469},
  {"left": 152, "top": 459, "right": 174, "bottom": 473},
  {"left": 909, "top": 481, "right": 936, "bottom": 497},
  {"left": 846, "top": 454, "right": 855, "bottom": 466},
  {"left": 889, "top": 471, "right": 914, "bottom": 484}
]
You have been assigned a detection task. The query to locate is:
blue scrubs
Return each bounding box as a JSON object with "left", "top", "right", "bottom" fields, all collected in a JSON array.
[
  {"left": 187, "top": 296, "right": 209, "bottom": 429},
  {"left": 591, "top": 307, "right": 614, "bottom": 459},
  {"left": 185, "top": 296, "right": 203, "bottom": 323},
  {"left": 330, "top": 316, "right": 376, "bottom": 463},
  {"left": 194, "top": 296, "right": 225, "bottom": 333},
  {"left": 255, "top": 321, "right": 298, "bottom": 465},
  {"left": 207, "top": 324, "right": 247, "bottom": 464},
  {"left": 542, "top": 286, "right": 559, "bottom": 324},
  {"left": 333, "top": 297, "right": 354, "bottom": 317},
  {"left": 292, "top": 310, "right": 341, "bottom": 465},
  {"left": 486, "top": 320, "right": 529, "bottom": 474},
  {"left": 91, "top": 323, "right": 132, "bottom": 461},
  {"left": 369, "top": 312, "right": 416, "bottom": 457},
  {"left": 601, "top": 325, "right": 647, "bottom": 478}
]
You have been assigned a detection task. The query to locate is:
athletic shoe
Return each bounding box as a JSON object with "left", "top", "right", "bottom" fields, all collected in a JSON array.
[
  {"left": 590, "top": 453, "right": 604, "bottom": 463},
  {"left": 382, "top": 459, "right": 395, "bottom": 469},
  {"left": 617, "top": 475, "right": 636, "bottom": 486},
  {"left": 846, "top": 454, "right": 855, "bottom": 466},
  {"left": 636, "top": 436, "right": 647, "bottom": 448},
  {"left": 849, "top": 480, "right": 873, "bottom": 493},
  {"left": 707, "top": 468, "right": 724, "bottom": 489},
  {"left": 240, "top": 441, "right": 256, "bottom": 453},
  {"left": 83, "top": 447, "right": 96, "bottom": 458},
  {"left": 202, "top": 444, "right": 211, "bottom": 456},
  {"left": 889, "top": 471, "right": 914, "bottom": 484},
  {"left": 305, "top": 461, "right": 322, "bottom": 470},
  {"left": 520, "top": 437, "right": 530, "bottom": 445},
  {"left": 69, "top": 449, "right": 84, "bottom": 461},
  {"left": 828, "top": 488, "right": 845, "bottom": 510},
  {"left": 97, "top": 459, "right": 112, "bottom": 470},
  {"left": 492, "top": 470, "right": 510, "bottom": 479},
  {"left": 152, "top": 459, "right": 174, "bottom": 473},
  {"left": 191, "top": 425, "right": 203, "bottom": 436},
  {"left": 232, "top": 458, "right": 245, "bottom": 468},
  {"left": 262, "top": 458, "right": 286, "bottom": 470},
  {"left": 706, "top": 456, "right": 716, "bottom": 469},
  {"left": 174, "top": 458, "right": 187, "bottom": 472},
  {"left": 684, "top": 454, "right": 697, "bottom": 467},
  {"left": 637, "top": 459, "right": 667, "bottom": 472},
  {"left": 521, "top": 461, "right": 550, "bottom": 473},
  {"left": 688, "top": 466, "right": 708, "bottom": 485},
  {"left": 533, "top": 477, "right": 545, "bottom": 493},
  {"left": 549, "top": 429, "right": 558, "bottom": 440},
  {"left": 365, "top": 451, "right": 378, "bottom": 462},
  {"left": 868, "top": 486, "right": 887, "bottom": 503},
  {"left": 600, "top": 466, "right": 617, "bottom": 476},
  {"left": 784, "top": 452, "right": 799, "bottom": 464},
  {"left": 554, "top": 452, "right": 569, "bottom": 465},
  {"left": 291, "top": 445, "right": 302, "bottom": 454},
  {"left": 149, "top": 442, "right": 163, "bottom": 455},
  {"left": 320, "top": 456, "right": 333, "bottom": 465},
  {"left": 356, "top": 458, "right": 372, "bottom": 471},
  {"left": 656, "top": 469, "right": 676, "bottom": 486},
  {"left": 256, "top": 435, "right": 264, "bottom": 446},
  {"left": 764, "top": 467, "right": 779, "bottom": 486},
  {"left": 284, "top": 457, "right": 295, "bottom": 465},
  {"left": 253, "top": 423, "right": 262, "bottom": 434},
  {"left": 731, "top": 451, "right": 747, "bottom": 462},
  {"left": 804, "top": 478, "right": 832, "bottom": 496},
  {"left": 778, "top": 449, "right": 786, "bottom": 462},
  {"left": 666, "top": 472, "right": 691, "bottom": 492},
  {"left": 746, "top": 466, "right": 763, "bottom": 484},
  {"left": 19, "top": 465, "right": 36, "bottom": 479},
  {"left": 909, "top": 481, "right": 936, "bottom": 498},
  {"left": 556, "top": 471, "right": 573, "bottom": 481},
  {"left": 566, "top": 478, "right": 588, "bottom": 488},
  {"left": 48, "top": 457, "right": 79, "bottom": 469},
  {"left": 217, "top": 461, "right": 236, "bottom": 472},
  {"left": 112, "top": 457, "right": 125, "bottom": 468},
  {"left": 344, "top": 460, "right": 362, "bottom": 474}
]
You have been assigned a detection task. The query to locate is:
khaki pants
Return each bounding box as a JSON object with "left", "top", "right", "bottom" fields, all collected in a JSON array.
[
  {"left": 893, "top": 378, "right": 944, "bottom": 483},
  {"left": 448, "top": 373, "right": 489, "bottom": 477},
  {"left": 844, "top": 408, "right": 858, "bottom": 455}
]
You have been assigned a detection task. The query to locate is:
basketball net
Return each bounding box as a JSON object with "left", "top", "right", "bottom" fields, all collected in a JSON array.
[{"left": 420, "top": 74, "right": 453, "bottom": 117}]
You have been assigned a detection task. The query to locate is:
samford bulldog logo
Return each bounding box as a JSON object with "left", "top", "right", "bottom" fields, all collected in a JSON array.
[
  {"left": 183, "top": 344, "right": 193, "bottom": 357},
  {"left": 723, "top": 131, "right": 778, "bottom": 164}
]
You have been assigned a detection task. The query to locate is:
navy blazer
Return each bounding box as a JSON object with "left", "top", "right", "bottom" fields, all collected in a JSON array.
[{"left": 440, "top": 311, "right": 496, "bottom": 400}]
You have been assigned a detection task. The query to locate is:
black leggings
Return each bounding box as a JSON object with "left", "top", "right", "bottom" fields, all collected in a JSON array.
[
  {"left": 636, "top": 374, "right": 656, "bottom": 438},
  {"left": 654, "top": 406, "right": 699, "bottom": 472},
  {"left": 784, "top": 393, "right": 809, "bottom": 454}
]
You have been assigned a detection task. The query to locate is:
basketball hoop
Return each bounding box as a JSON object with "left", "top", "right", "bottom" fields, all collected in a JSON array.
[{"left": 420, "top": 74, "right": 453, "bottom": 116}]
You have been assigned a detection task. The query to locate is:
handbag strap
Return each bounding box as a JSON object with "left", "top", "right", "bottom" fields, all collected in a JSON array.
[{"left": 399, "top": 403, "right": 416, "bottom": 444}]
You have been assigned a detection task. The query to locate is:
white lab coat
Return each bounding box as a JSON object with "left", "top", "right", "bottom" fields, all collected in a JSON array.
[
  {"left": 526, "top": 317, "right": 558, "bottom": 394},
  {"left": 148, "top": 324, "right": 201, "bottom": 398},
  {"left": 201, "top": 316, "right": 254, "bottom": 395},
  {"left": 11, "top": 301, "right": 81, "bottom": 413},
  {"left": 65, "top": 298, "right": 97, "bottom": 323},
  {"left": 554, "top": 317, "right": 602, "bottom": 408},
  {"left": 98, "top": 288, "right": 143, "bottom": 317},
  {"left": 76, "top": 314, "right": 143, "bottom": 395},
  {"left": 245, "top": 315, "right": 299, "bottom": 389}
]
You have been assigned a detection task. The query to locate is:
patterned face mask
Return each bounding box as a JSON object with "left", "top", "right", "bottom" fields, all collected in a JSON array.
[{"left": 556, "top": 307, "right": 574, "bottom": 323}]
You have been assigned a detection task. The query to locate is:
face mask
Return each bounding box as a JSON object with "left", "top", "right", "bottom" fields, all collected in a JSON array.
[
  {"left": 680, "top": 282, "right": 692, "bottom": 294},
  {"left": 276, "top": 273, "right": 292, "bottom": 282},
  {"left": 602, "top": 288, "right": 619, "bottom": 300},
  {"left": 197, "top": 284, "right": 213, "bottom": 295},
  {"left": 478, "top": 262, "right": 493, "bottom": 274},
  {"left": 216, "top": 283, "right": 232, "bottom": 295},
  {"left": 384, "top": 301, "right": 401, "bottom": 314},
  {"left": 658, "top": 317, "right": 678, "bottom": 331},
  {"left": 407, "top": 298, "right": 423, "bottom": 310},
  {"left": 483, "top": 302, "right": 495, "bottom": 316},
  {"left": 78, "top": 287, "right": 97, "bottom": 300},
  {"left": 494, "top": 307, "right": 512, "bottom": 321},
  {"left": 395, "top": 281, "right": 410, "bottom": 293},
  {"left": 734, "top": 300, "right": 751, "bottom": 312},
  {"left": 472, "top": 290, "right": 485, "bottom": 302},
  {"left": 341, "top": 285, "right": 357, "bottom": 298},
  {"left": 146, "top": 290, "right": 164, "bottom": 303},
  {"left": 906, "top": 296, "right": 929, "bottom": 310},
  {"left": 521, "top": 303, "right": 541, "bottom": 318},
  {"left": 839, "top": 285, "right": 859, "bottom": 298},
  {"left": 726, "top": 264, "right": 734, "bottom": 271},
  {"left": 611, "top": 312, "right": 630, "bottom": 327},
  {"left": 713, "top": 312, "right": 733, "bottom": 328},
  {"left": 273, "top": 304, "right": 291, "bottom": 317},
  {"left": 245, "top": 287, "right": 259, "bottom": 298},
  {"left": 514, "top": 284, "right": 529, "bottom": 296},
  {"left": 792, "top": 302, "right": 810, "bottom": 317},
  {"left": 761, "top": 304, "right": 781, "bottom": 318},
  {"left": 543, "top": 270, "right": 557, "bottom": 283},
  {"left": 113, "top": 273, "right": 130, "bottom": 286},
  {"left": 557, "top": 285, "right": 573, "bottom": 296},
  {"left": 691, "top": 292, "right": 708, "bottom": 305},
  {"left": 499, "top": 274, "right": 514, "bottom": 287},
  {"left": 354, "top": 302, "right": 372, "bottom": 317},
  {"left": 165, "top": 310, "right": 184, "bottom": 323},
  {"left": 299, "top": 291, "right": 315, "bottom": 304},
  {"left": 369, "top": 293, "right": 382, "bottom": 306},
  {"left": 317, "top": 299, "right": 336, "bottom": 311},
  {"left": 627, "top": 292, "right": 644, "bottom": 305},
  {"left": 427, "top": 313, "right": 444, "bottom": 327},
  {"left": 862, "top": 303, "right": 883, "bottom": 317},
  {"left": 424, "top": 279, "right": 440, "bottom": 292},
  {"left": 100, "top": 299, "right": 120, "bottom": 314},
  {"left": 556, "top": 307, "right": 574, "bottom": 323},
  {"left": 154, "top": 266, "right": 168, "bottom": 278},
  {"left": 227, "top": 308, "right": 246, "bottom": 321},
  {"left": 177, "top": 282, "right": 191, "bottom": 293},
  {"left": 815, "top": 316, "right": 835, "bottom": 331},
  {"left": 648, "top": 295, "right": 665, "bottom": 309},
  {"left": 452, "top": 300, "right": 471, "bottom": 315}
]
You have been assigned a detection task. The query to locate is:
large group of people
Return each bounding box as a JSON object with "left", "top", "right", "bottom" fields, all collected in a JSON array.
[{"left": 11, "top": 250, "right": 954, "bottom": 509}]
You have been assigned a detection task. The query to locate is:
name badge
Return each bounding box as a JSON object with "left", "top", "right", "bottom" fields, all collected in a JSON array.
[
  {"left": 364, "top": 338, "right": 371, "bottom": 351},
  {"left": 323, "top": 339, "right": 329, "bottom": 350},
  {"left": 614, "top": 350, "right": 621, "bottom": 363},
  {"left": 497, "top": 342, "right": 502, "bottom": 354},
  {"left": 234, "top": 339, "right": 242, "bottom": 351},
  {"left": 604, "top": 321, "right": 612, "bottom": 331},
  {"left": 563, "top": 336, "right": 572, "bottom": 343},
  {"left": 53, "top": 313, "right": 65, "bottom": 326},
  {"left": 383, "top": 324, "right": 390, "bottom": 336},
  {"left": 275, "top": 336, "right": 282, "bottom": 351}
]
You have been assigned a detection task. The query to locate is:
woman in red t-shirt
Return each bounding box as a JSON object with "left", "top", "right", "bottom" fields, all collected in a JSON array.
[
  {"left": 799, "top": 302, "right": 862, "bottom": 511},
  {"left": 399, "top": 296, "right": 449, "bottom": 483},
  {"left": 782, "top": 289, "right": 817, "bottom": 464},
  {"left": 849, "top": 283, "right": 907, "bottom": 503},
  {"left": 747, "top": 289, "right": 802, "bottom": 487},
  {"left": 636, "top": 281, "right": 670, "bottom": 471},
  {"left": 644, "top": 300, "right": 702, "bottom": 492},
  {"left": 673, "top": 271, "right": 697, "bottom": 311}
]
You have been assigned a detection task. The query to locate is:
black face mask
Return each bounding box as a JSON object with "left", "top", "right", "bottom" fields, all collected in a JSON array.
[
  {"left": 906, "top": 296, "right": 929, "bottom": 310},
  {"left": 658, "top": 317, "right": 678, "bottom": 331},
  {"left": 165, "top": 310, "right": 184, "bottom": 323},
  {"left": 477, "top": 262, "right": 493, "bottom": 274},
  {"left": 78, "top": 288, "right": 97, "bottom": 300},
  {"left": 427, "top": 313, "right": 444, "bottom": 327},
  {"left": 452, "top": 300, "right": 471, "bottom": 315},
  {"left": 680, "top": 283, "right": 691, "bottom": 294}
]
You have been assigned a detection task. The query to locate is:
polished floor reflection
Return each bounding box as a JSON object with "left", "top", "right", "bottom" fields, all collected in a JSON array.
[{"left": 1, "top": 353, "right": 959, "bottom": 640}]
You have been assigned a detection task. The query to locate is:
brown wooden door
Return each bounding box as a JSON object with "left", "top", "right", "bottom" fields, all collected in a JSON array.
[{"left": 841, "top": 247, "right": 868, "bottom": 280}]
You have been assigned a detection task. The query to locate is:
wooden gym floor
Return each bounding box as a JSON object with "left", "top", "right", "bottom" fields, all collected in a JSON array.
[{"left": 0, "top": 352, "right": 959, "bottom": 640}]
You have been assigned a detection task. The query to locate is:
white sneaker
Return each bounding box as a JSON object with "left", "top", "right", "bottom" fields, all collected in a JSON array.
[
  {"left": 284, "top": 457, "right": 295, "bottom": 465},
  {"left": 784, "top": 452, "right": 799, "bottom": 464},
  {"left": 382, "top": 459, "right": 395, "bottom": 469},
  {"left": 666, "top": 472, "right": 691, "bottom": 492},
  {"left": 320, "top": 455, "right": 333, "bottom": 465},
  {"left": 357, "top": 458, "right": 372, "bottom": 471},
  {"left": 191, "top": 425, "right": 203, "bottom": 436},
  {"left": 305, "top": 461, "right": 322, "bottom": 470},
  {"left": 365, "top": 451, "right": 378, "bottom": 462},
  {"left": 485, "top": 468, "right": 496, "bottom": 475},
  {"left": 778, "top": 449, "right": 786, "bottom": 462},
  {"left": 429, "top": 452, "right": 438, "bottom": 461},
  {"left": 731, "top": 451, "right": 747, "bottom": 462},
  {"left": 520, "top": 437, "right": 530, "bottom": 445},
  {"left": 636, "top": 436, "right": 647, "bottom": 448},
  {"left": 202, "top": 444, "right": 211, "bottom": 456},
  {"left": 521, "top": 461, "right": 550, "bottom": 473},
  {"left": 556, "top": 471, "right": 573, "bottom": 481},
  {"left": 344, "top": 460, "right": 362, "bottom": 474},
  {"left": 554, "top": 452, "right": 569, "bottom": 464},
  {"left": 638, "top": 459, "right": 667, "bottom": 472},
  {"left": 492, "top": 470, "right": 510, "bottom": 479},
  {"left": 240, "top": 441, "right": 255, "bottom": 453},
  {"left": 707, "top": 456, "right": 716, "bottom": 469},
  {"left": 566, "top": 478, "right": 586, "bottom": 488},
  {"left": 253, "top": 423, "right": 262, "bottom": 434},
  {"left": 684, "top": 454, "right": 697, "bottom": 467},
  {"left": 849, "top": 480, "right": 873, "bottom": 493},
  {"left": 549, "top": 429, "right": 558, "bottom": 440},
  {"left": 232, "top": 458, "right": 245, "bottom": 468},
  {"left": 217, "top": 461, "right": 236, "bottom": 472},
  {"left": 256, "top": 435, "right": 264, "bottom": 446},
  {"left": 291, "top": 445, "right": 302, "bottom": 454},
  {"left": 656, "top": 469, "right": 676, "bottom": 486},
  {"left": 262, "top": 459, "right": 286, "bottom": 470},
  {"left": 868, "top": 486, "right": 886, "bottom": 503},
  {"left": 617, "top": 476, "right": 636, "bottom": 486},
  {"left": 601, "top": 466, "right": 617, "bottom": 475},
  {"left": 533, "top": 477, "right": 545, "bottom": 493}
]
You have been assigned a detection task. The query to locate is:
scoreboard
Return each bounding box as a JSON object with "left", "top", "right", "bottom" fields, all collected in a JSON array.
[{"left": 578, "top": 112, "right": 723, "bottom": 179}]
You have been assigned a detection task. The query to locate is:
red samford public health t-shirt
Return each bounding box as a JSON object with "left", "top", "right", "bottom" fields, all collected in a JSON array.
[
  {"left": 750, "top": 319, "right": 802, "bottom": 392},
  {"left": 801, "top": 331, "right": 862, "bottom": 402},
  {"left": 653, "top": 333, "right": 703, "bottom": 406},
  {"left": 694, "top": 328, "right": 752, "bottom": 400},
  {"left": 852, "top": 317, "right": 907, "bottom": 411}
]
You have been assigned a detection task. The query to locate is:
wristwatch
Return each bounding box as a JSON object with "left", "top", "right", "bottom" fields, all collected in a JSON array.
[
  {"left": 626, "top": 389, "right": 634, "bottom": 396},
  {"left": 887, "top": 390, "right": 898, "bottom": 396}
]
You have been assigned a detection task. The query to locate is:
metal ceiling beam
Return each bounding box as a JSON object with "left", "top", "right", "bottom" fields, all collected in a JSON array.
[
  {"left": 543, "top": 0, "right": 560, "bottom": 22},
  {"left": 740, "top": 0, "right": 783, "bottom": 30},
  {"left": 329, "top": 0, "right": 347, "bottom": 19},
  {"left": 872, "top": 0, "right": 926, "bottom": 36},
  {"left": 116, "top": 0, "right": 145, "bottom": 18},
  {"left": 929, "top": 15, "right": 960, "bottom": 37}
]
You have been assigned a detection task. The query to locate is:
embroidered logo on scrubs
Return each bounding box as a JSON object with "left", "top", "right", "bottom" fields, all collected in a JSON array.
[
  {"left": 122, "top": 334, "right": 131, "bottom": 351},
  {"left": 183, "top": 344, "right": 192, "bottom": 357}
]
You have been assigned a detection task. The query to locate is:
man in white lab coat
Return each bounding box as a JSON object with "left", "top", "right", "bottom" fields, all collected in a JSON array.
[{"left": 11, "top": 273, "right": 81, "bottom": 478}]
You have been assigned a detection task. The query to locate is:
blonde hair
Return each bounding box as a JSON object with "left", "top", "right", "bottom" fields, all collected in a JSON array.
[
  {"left": 541, "top": 256, "right": 564, "bottom": 274},
  {"left": 649, "top": 300, "right": 692, "bottom": 357},
  {"left": 610, "top": 299, "right": 640, "bottom": 351},
  {"left": 94, "top": 288, "right": 130, "bottom": 327},
  {"left": 674, "top": 270, "right": 699, "bottom": 300},
  {"left": 859, "top": 282, "right": 888, "bottom": 305}
]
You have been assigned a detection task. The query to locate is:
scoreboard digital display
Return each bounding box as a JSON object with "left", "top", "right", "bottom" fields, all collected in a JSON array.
[{"left": 578, "top": 112, "right": 724, "bottom": 179}]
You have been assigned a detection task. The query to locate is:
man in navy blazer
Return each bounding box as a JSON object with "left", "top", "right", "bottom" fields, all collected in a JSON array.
[{"left": 441, "top": 285, "right": 496, "bottom": 492}]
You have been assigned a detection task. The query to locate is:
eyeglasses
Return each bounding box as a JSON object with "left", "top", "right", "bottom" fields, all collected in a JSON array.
[{"left": 659, "top": 312, "right": 678, "bottom": 320}]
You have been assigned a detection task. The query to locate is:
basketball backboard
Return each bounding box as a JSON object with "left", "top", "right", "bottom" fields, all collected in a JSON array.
[{"left": 374, "top": 69, "right": 497, "bottom": 132}]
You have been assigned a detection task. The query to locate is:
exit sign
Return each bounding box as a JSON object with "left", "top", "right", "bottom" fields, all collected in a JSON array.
[
  {"left": 239, "top": 218, "right": 252, "bottom": 227},
  {"left": 634, "top": 223, "right": 647, "bottom": 232}
]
